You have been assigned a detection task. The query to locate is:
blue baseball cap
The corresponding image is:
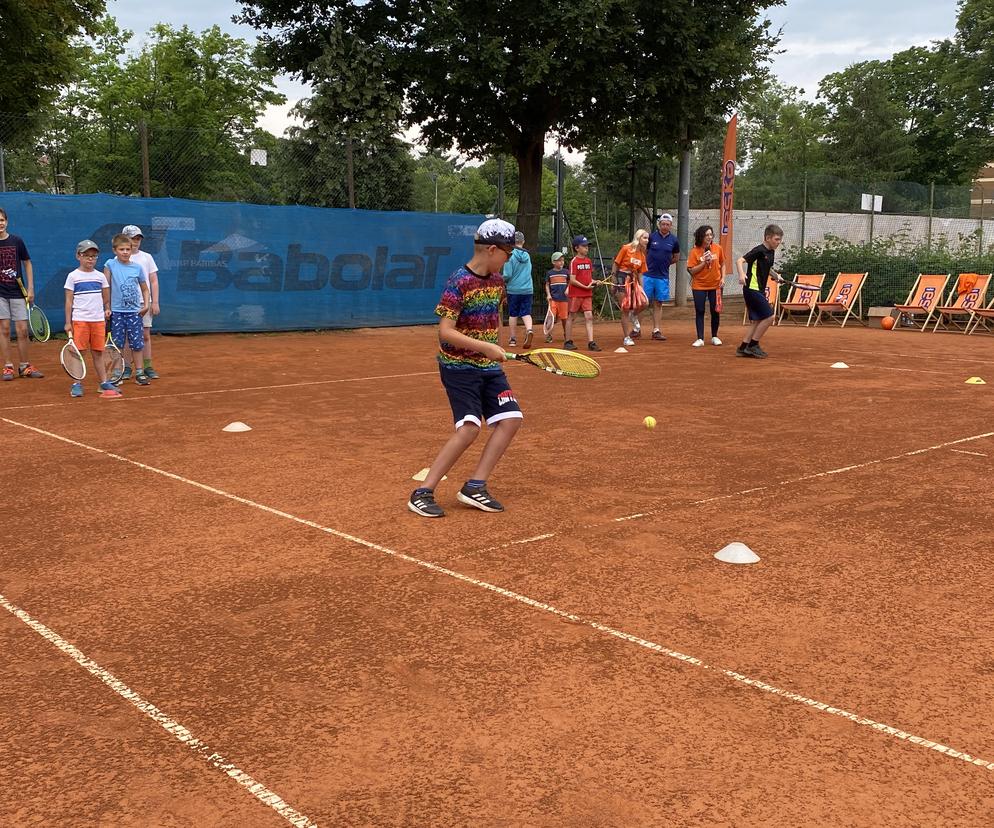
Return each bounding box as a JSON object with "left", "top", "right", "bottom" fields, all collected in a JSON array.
[{"left": 572, "top": 235, "right": 589, "bottom": 247}]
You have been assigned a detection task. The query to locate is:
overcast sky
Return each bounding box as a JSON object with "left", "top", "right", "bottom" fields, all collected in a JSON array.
[{"left": 108, "top": 0, "right": 961, "bottom": 138}]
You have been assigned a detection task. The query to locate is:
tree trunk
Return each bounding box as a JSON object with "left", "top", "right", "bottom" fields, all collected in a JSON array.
[{"left": 512, "top": 134, "right": 545, "bottom": 250}]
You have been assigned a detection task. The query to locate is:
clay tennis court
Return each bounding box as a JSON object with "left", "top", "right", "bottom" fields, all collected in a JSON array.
[{"left": 3, "top": 317, "right": 994, "bottom": 826}]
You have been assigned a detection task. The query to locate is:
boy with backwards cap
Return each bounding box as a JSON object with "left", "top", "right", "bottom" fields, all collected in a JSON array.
[{"left": 408, "top": 219, "right": 523, "bottom": 518}]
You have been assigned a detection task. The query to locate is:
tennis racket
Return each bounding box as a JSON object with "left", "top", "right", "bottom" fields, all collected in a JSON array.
[
  {"left": 103, "top": 332, "right": 125, "bottom": 383},
  {"left": 779, "top": 277, "right": 823, "bottom": 291},
  {"left": 60, "top": 337, "right": 86, "bottom": 380},
  {"left": 542, "top": 304, "right": 555, "bottom": 336},
  {"left": 504, "top": 348, "right": 600, "bottom": 378},
  {"left": 16, "top": 277, "right": 51, "bottom": 342}
]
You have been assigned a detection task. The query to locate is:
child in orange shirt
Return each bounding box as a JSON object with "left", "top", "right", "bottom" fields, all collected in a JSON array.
[
  {"left": 610, "top": 229, "right": 648, "bottom": 346},
  {"left": 686, "top": 225, "right": 725, "bottom": 347}
]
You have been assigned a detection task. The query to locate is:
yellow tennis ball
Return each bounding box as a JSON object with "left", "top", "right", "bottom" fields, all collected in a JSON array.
[{"left": 643, "top": 416, "right": 656, "bottom": 430}]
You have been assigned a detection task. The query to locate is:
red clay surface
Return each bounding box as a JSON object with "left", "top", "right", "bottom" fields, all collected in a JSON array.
[{"left": 3, "top": 314, "right": 994, "bottom": 826}]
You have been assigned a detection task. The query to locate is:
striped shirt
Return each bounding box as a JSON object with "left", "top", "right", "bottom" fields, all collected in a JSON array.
[
  {"left": 435, "top": 265, "right": 506, "bottom": 370},
  {"left": 64, "top": 268, "right": 108, "bottom": 322}
]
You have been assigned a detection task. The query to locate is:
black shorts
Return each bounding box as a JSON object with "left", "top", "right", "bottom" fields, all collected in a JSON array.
[
  {"left": 439, "top": 364, "right": 524, "bottom": 429},
  {"left": 743, "top": 287, "right": 774, "bottom": 321}
]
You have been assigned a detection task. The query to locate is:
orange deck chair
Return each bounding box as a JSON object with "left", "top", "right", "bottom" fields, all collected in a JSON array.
[
  {"left": 931, "top": 273, "right": 992, "bottom": 333},
  {"left": 777, "top": 274, "right": 826, "bottom": 326},
  {"left": 742, "top": 278, "right": 781, "bottom": 325},
  {"left": 965, "top": 294, "right": 994, "bottom": 335},
  {"left": 893, "top": 273, "right": 950, "bottom": 331},
  {"left": 813, "top": 272, "right": 868, "bottom": 327}
]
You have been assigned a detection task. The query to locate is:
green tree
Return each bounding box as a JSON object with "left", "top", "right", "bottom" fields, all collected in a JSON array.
[
  {"left": 0, "top": 0, "right": 105, "bottom": 144},
  {"left": 40, "top": 19, "right": 284, "bottom": 198},
  {"left": 237, "top": 0, "right": 782, "bottom": 245}
]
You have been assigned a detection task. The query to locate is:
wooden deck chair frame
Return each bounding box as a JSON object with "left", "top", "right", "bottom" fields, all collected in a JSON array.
[
  {"left": 965, "top": 295, "right": 994, "bottom": 335},
  {"left": 742, "top": 279, "right": 781, "bottom": 325},
  {"left": 777, "top": 274, "right": 826, "bottom": 326},
  {"left": 814, "top": 273, "right": 868, "bottom": 327},
  {"left": 893, "top": 273, "right": 950, "bottom": 332},
  {"left": 931, "top": 274, "right": 992, "bottom": 334}
]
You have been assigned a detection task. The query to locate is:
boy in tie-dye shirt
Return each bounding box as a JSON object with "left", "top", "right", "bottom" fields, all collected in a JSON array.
[{"left": 408, "top": 219, "right": 524, "bottom": 518}]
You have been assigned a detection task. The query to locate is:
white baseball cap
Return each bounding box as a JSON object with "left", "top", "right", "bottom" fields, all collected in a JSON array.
[
  {"left": 657, "top": 213, "right": 673, "bottom": 223},
  {"left": 122, "top": 224, "right": 143, "bottom": 237}
]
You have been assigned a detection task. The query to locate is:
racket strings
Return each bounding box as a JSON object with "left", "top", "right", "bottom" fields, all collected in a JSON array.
[
  {"left": 62, "top": 345, "right": 86, "bottom": 380},
  {"left": 527, "top": 350, "right": 600, "bottom": 378}
]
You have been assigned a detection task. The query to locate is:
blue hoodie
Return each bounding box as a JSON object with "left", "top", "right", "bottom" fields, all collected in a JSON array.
[{"left": 502, "top": 247, "right": 533, "bottom": 295}]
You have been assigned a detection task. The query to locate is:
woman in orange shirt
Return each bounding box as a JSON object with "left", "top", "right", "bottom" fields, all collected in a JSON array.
[
  {"left": 610, "top": 229, "right": 649, "bottom": 347},
  {"left": 686, "top": 225, "right": 725, "bottom": 347}
]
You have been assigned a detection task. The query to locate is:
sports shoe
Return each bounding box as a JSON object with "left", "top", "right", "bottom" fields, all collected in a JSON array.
[
  {"left": 508, "top": 338, "right": 517, "bottom": 347},
  {"left": 630, "top": 328, "right": 641, "bottom": 339},
  {"left": 523, "top": 330, "right": 533, "bottom": 349},
  {"left": 588, "top": 341, "right": 602, "bottom": 351},
  {"left": 135, "top": 371, "right": 151, "bottom": 386},
  {"left": 115, "top": 365, "right": 132, "bottom": 387},
  {"left": 692, "top": 338, "right": 705, "bottom": 347},
  {"left": 408, "top": 489, "right": 445, "bottom": 518},
  {"left": 100, "top": 387, "right": 123, "bottom": 399},
  {"left": 564, "top": 339, "right": 577, "bottom": 350},
  {"left": 18, "top": 363, "right": 43, "bottom": 378},
  {"left": 144, "top": 366, "right": 160, "bottom": 379},
  {"left": 735, "top": 343, "right": 753, "bottom": 358},
  {"left": 456, "top": 484, "right": 504, "bottom": 513},
  {"left": 544, "top": 334, "right": 553, "bottom": 343},
  {"left": 651, "top": 330, "right": 666, "bottom": 341},
  {"left": 70, "top": 382, "right": 83, "bottom": 398},
  {"left": 2, "top": 365, "right": 13, "bottom": 381},
  {"left": 712, "top": 337, "right": 723, "bottom": 346},
  {"left": 746, "top": 343, "right": 768, "bottom": 359},
  {"left": 623, "top": 336, "right": 635, "bottom": 346}
]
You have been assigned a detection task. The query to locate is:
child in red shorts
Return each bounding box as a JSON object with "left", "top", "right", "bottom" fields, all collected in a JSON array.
[{"left": 564, "top": 235, "right": 601, "bottom": 352}]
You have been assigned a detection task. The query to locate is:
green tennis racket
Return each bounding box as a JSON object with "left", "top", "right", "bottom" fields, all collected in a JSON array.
[
  {"left": 16, "top": 277, "right": 50, "bottom": 342},
  {"left": 505, "top": 348, "right": 600, "bottom": 378}
]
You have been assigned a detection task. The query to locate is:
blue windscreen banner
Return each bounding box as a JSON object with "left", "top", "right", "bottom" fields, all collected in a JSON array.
[{"left": 1, "top": 192, "right": 484, "bottom": 333}]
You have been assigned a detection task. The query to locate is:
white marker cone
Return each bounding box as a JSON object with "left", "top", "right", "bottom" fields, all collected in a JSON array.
[
  {"left": 222, "top": 421, "right": 252, "bottom": 432},
  {"left": 830, "top": 362, "right": 849, "bottom": 369},
  {"left": 614, "top": 347, "right": 628, "bottom": 353},
  {"left": 412, "top": 468, "right": 446, "bottom": 482},
  {"left": 714, "top": 542, "right": 760, "bottom": 564}
]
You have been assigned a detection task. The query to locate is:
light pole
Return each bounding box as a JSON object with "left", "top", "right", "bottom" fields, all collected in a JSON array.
[{"left": 428, "top": 172, "right": 439, "bottom": 212}]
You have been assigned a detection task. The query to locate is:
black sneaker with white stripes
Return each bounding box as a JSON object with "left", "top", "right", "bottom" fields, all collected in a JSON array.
[
  {"left": 408, "top": 489, "right": 445, "bottom": 517},
  {"left": 456, "top": 484, "right": 504, "bottom": 513}
]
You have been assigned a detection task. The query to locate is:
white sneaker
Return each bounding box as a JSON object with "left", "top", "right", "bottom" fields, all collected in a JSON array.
[
  {"left": 692, "top": 338, "right": 705, "bottom": 347},
  {"left": 711, "top": 337, "right": 723, "bottom": 346},
  {"left": 623, "top": 336, "right": 635, "bottom": 346}
]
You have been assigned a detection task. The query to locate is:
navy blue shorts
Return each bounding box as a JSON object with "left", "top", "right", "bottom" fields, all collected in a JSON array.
[
  {"left": 507, "top": 293, "right": 533, "bottom": 318},
  {"left": 439, "top": 364, "right": 524, "bottom": 429},
  {"left": 110, "top": 311, "right": 145, "bottom": 351},
  {"left": 743, "top": 287, "right": 774, "bottom": 321}
]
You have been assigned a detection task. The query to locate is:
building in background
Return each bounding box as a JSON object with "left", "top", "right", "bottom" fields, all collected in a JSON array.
[{"left": 972, "top": 163, "right": 994, "bottom": 218}]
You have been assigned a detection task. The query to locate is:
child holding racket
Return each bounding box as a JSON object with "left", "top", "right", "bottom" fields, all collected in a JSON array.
[
  {"left": 563, "top": 235, "right": 601, "bottom": 352},
  {"left": 64, "top": 240, "right": 120, "bottom": 398},
  {"left": 0, "top": 207, "right": 43, "bottom": 380},
  {"left": 408, "top": 219, "right": 523, "bottom": 518},
  {"left": 544, "top": 251, "right": 569, "bottom": 343},
  {"left": 736, "top": 224, "right": 784, "bottom": 359},
  {"left": 104, "top": 233, "right": 150, "bottom": 385}
]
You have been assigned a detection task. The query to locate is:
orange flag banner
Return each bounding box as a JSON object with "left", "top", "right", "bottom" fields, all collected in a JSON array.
[{"left": 719, "top": 114, "right": 736, "bottom": 275}]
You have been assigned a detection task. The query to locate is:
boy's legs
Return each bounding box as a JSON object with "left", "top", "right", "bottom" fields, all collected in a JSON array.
[
  {"left": 142, "top": 312, "right": 157, "bottom": 376},
  {"left": 583, "top": 309, "right": 594, "bottom": 343},
  {"left": 422, "top": 424, "right": 480, "bottom": 490},
  {"left": 508, "top": 315, "right": 518, "bottom": 343},
  {"left": 468, "top": 418, "right": 521, "bottom": 480},
  {"left": 0, "top": 316, "right": 12, "bottom": 372},
  {"left": 13, "top": 318, "right": 31, "bottom": 364}
]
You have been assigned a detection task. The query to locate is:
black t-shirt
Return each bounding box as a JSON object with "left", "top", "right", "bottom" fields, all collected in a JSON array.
[
  {"left": 0, "top": 234, "right": 30, "bottom": 299},
  {"left": 742, "top": 243, "right": 775, "bottom": 292}
]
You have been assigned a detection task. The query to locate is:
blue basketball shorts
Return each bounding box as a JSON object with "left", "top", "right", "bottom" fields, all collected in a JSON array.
[{"left": 438, "top": 364, "right": 524, "bottom": 429}]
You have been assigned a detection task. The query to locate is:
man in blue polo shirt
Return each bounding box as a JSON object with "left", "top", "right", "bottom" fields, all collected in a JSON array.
[{"left": 643, "top": 213, "right": 680, "bottom": 341}]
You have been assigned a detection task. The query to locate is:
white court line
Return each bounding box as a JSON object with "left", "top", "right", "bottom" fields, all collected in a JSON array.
[
  {"left": 0, "top": 371, "right": 436, "bottom": 412},
  {"left": 950, "top": 449, "right": 989, "bottom": 457},
  {"left": 4, "top": 415, "right": 994, "bottom": 774},
  {"left": 0, "top": 593, "right": 316, "bottom": 828}
]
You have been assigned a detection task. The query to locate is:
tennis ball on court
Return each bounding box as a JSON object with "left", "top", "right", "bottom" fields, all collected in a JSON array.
[{"left": 643, "top": 416, "right": 656, "bottom": 430}]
